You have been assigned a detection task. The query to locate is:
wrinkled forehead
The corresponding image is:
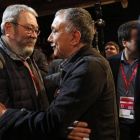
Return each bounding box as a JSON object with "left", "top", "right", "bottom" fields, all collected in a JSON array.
[{"left": 19, "top": 11, "right": 38, "bottom": 27}]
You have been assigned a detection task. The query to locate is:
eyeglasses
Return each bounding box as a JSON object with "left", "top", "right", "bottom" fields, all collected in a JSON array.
[
  {"left": 105, "top": 47, "right": 116, "bottom": 51},
  {"left": 11, "top": 22, "right": 40, "bottom": 36}
]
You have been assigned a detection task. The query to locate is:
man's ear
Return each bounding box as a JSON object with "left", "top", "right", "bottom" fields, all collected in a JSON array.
[
  {"left": 4, "top": 22, "right": 12, "bottom": 34},
  {"left": 122, "top": 39, "right": 127, "bottom": 48},
  {"left": 70, "top": 30, "right": 81, "bottom": 45}
]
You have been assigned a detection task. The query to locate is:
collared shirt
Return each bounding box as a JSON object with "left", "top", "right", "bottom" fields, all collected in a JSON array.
[
  {"left": 58, "top": 51, "right": 78, "bottom": 85},
  {"left": 117, "top": 51, "right": 138, "bottom": 124},
  {"left": 59, "top": 51, "right": 78, "bottom": 69}
]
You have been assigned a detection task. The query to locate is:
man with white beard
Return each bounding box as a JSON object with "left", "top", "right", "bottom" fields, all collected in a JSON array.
[{"left": 0, "top": 4, "right": 50, "bottom": 111}]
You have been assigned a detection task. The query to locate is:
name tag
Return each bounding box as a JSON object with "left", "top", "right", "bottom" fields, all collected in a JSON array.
[{"left": 119, "top": 96, "right": 134, "bottom": 119}]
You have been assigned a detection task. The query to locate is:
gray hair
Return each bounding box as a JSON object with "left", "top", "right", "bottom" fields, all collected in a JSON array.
[
  {"left": 55, "top": 8, "right": 94, "bottom": 45},
  {"left": 1, "top": 4, "right": 38, "bottom": 34}
]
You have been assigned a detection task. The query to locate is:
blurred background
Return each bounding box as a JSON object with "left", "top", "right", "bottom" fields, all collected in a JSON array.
[{"left": 0, "top": 0, "right": 139, "bottom": 62}]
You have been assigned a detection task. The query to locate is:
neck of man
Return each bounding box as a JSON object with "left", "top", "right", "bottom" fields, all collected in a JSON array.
[
  {"left": 3, "top": 35, "right": 29, "bottom": 60},
  {"left": 123, "top": 49, "right": 139, "bottom": 65},
  {"left": 63, "top": 43, "right": 85, "bottom": 60}
]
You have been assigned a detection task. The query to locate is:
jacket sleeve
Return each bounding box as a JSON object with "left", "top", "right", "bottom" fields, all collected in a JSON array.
[
  {"left": 0, "top": 60, "right": 12, "bottom": 108},
  {"left": 44, "top": 72, "right": 60, "bottom": 103}
]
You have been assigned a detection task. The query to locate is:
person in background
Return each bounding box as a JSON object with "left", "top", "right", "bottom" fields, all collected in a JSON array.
[
  {"left": 33, "top": 48, "right": 49, "bottom": 77},
  {"left": 105, "top": 41, "right": 120, "bottom": 57},
  {"left": 0, "top": 7, "right": 119, "bottom": 140},
  {"left": 0, "top": 4, "right": 91, "bottom": 140},
  {"left": 107, "top": 20, "right": 140, "bottom": 140}
]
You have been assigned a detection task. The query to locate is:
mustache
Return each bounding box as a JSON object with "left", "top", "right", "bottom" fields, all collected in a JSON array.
[
  {"left": 27, "top": 38, "right": 36, "bottom": 44},
  {"left": 50, "top": 43, "right": 55, "bottom": 47}
]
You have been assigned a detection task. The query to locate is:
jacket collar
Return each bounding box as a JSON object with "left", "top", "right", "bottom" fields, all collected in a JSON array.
[{"left": 61, "top": 45, "right": 93, "bottom": 72}]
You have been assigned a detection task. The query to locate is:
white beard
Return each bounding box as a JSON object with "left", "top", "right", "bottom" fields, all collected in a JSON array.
[{"left": 9, "top": 34, "right": 36, "bottom": 59}]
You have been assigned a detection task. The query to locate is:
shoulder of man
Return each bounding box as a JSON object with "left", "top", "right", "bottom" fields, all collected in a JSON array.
[{"left": 106, "top": 53, "right": 121, "bottom": 61}]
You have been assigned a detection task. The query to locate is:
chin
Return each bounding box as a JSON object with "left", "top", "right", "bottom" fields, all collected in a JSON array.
[
  {"left": 54, "top": 51, "right": 59, "bottom": 58},
  {"left": 22, "top": 47, "right": 34, "bottom": 59}
]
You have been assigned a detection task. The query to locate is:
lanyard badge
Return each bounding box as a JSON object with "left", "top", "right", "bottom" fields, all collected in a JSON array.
[
  {"left": 119, "top": 62, "right": 138, "bottom": 119},
  {"left": 119, "top": 96, "right": 134, "bottom": 119},
  {"left": 120, "top": 62, "right": 138, "bottom": 94}
]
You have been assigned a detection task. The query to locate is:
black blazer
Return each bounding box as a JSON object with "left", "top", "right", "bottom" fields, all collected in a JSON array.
[{"left": 107, "top": 53, "right": 121, "bottom": 89}]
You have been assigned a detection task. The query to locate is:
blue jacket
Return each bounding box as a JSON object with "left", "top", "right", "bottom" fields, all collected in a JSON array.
[{"left": 0, "top": 45, "right": 119, "bottom": 140}]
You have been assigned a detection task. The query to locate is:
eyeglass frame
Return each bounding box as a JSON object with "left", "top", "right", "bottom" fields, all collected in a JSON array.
[{"left": 11, "top": 22, "right": 40, "bottom": 36}]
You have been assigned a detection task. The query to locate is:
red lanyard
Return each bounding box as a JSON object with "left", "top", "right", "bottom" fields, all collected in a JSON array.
[
  {"left": 20, "top": 59, "right": 40, "bottom": 92},
  {"left": 120, "top": 62, "right": 138, "bottom": 91}
]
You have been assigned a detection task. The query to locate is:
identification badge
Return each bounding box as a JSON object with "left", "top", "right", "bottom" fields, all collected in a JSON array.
[{"left": 119, "top": 96, "right": 134, "bottom": 119}]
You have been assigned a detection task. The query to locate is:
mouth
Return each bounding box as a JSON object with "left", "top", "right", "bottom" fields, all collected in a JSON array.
[
  {"left": 27, "top": 42, "right": 35, "bottom": 46},
  {"left": 50, "top": 43, "right": 55, "bottom": 47},
  {"left": 27, "top": 38, "right": 36, "bottom": 46}
]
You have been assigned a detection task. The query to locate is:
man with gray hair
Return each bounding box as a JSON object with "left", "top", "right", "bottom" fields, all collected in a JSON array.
[
  {"left": 0, "top": 4, "right": 50, "bottom": 111},
  {"left": 0, "top": 5, "right": 91, "bottom": 140}
]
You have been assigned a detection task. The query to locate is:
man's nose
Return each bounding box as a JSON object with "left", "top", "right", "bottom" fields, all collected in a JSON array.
[
  {"left": 30, "top": 31, "right": 38, "bottom": 39},
  {"left": 47, "top": 33, "right": 53, "bottom": 42}
]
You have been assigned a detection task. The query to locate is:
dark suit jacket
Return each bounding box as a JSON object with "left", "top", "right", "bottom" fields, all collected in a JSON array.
[
  {"left": 107, "top": 52, "right": 140, "bottom": 136},
  {"left": 1, "top": 46, "right": 119, "bottom": 140}
]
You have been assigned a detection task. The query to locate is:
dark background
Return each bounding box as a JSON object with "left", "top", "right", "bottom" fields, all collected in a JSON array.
[
  {"left": 37, "top": 0, "right": 140, "bottom": 57},
  {"left": 0, "top": 0, "right": 140, "bottom": 58}
]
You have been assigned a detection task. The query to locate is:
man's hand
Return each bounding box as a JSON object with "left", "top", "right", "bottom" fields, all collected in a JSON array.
[
  {"left": 0, "top": 102, "right": 7, "bottom": 117},
  {"left": 66, "top": 121, "right": 91, "bottom": 140}
]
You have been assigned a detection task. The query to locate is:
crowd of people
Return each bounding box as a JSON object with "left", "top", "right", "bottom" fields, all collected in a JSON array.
[{"left": 0, "top": 4, "right": 140, "bottom": 140}]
